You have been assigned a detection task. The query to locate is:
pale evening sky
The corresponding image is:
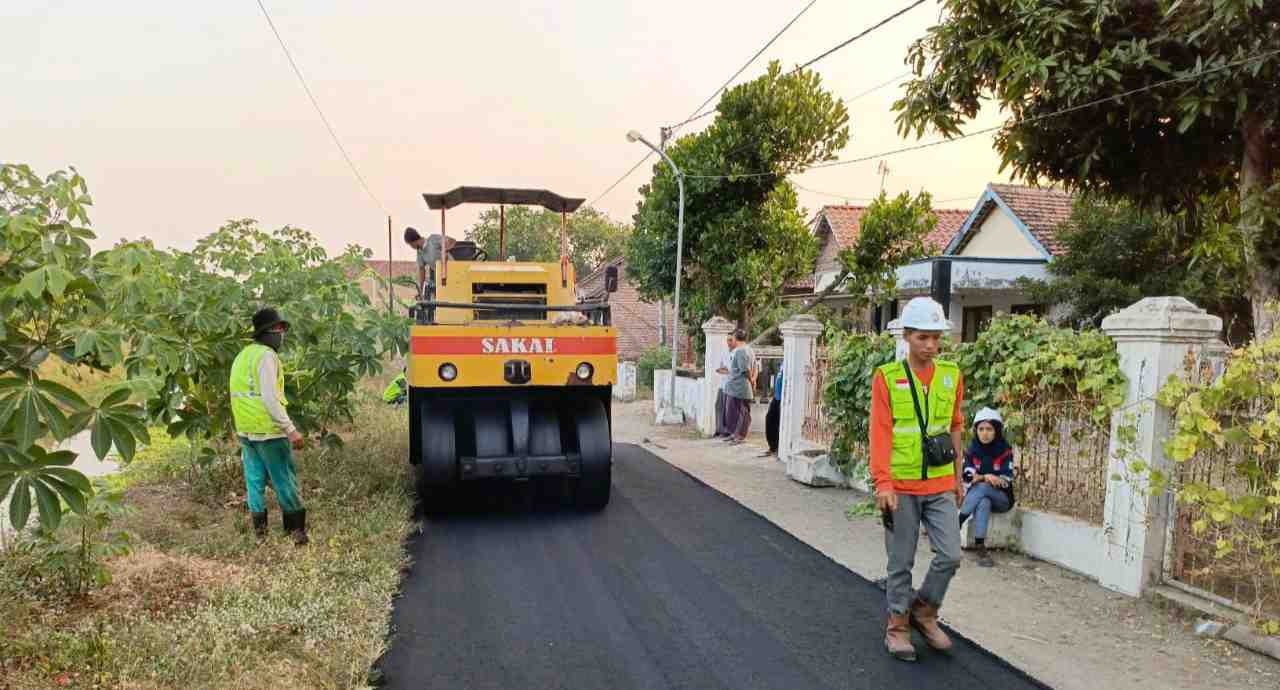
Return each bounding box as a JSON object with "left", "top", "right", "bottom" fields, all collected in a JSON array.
[{"left": 3, "top": 1, "right": 1011, "bottom": 262}]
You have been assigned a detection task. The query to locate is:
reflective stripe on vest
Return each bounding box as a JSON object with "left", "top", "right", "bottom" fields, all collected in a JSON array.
[
  {"left": 229, "top": 343, "right": 287, "bottom": 435},
  {"left": 878, "top": 359, "right": 959, "bottom": 482}
]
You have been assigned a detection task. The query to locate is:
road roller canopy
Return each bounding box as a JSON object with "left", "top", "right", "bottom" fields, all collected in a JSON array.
[{"left": 422, "top": 187, "right": 585, "bottom": 213}]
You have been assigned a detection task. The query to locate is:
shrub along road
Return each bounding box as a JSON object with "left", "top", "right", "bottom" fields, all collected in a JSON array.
[{"left": 380, "top": 443, "right": 1046, "bottom": 689}]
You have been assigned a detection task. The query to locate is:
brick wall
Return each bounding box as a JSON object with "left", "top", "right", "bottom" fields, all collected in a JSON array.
[
  {"left": 579, "top": 259, "right": 683, "bottom": 362},
  {"left": 361, "top": 260, "right": 419, "bottom": 307}
]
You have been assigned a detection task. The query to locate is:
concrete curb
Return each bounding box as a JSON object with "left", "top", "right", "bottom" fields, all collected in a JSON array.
[{"left": 1152, "top": 584, "right": 1280, "bottom": 663}]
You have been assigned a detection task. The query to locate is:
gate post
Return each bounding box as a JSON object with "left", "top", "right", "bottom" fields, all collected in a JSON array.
[
  {"left": 887, "top": 318, "right": 907, "bottom": 361},
  {"left": 1099, "top": 297, "right": 1221, "bottom": 596},
  {"left": 778, "top": 315, "right": 825, "bottom": 459},
  {"left": 698, "top": 317, "right": 736, "bottom": 437}
]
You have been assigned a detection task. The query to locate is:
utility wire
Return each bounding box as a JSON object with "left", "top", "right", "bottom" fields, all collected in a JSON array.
[
  {"left": 685, "top": 48, "right": 1280, "bottom": 180},
  {"left": 795, "top": 1, "right": 926, "bottom": 71},
  {"left": 667, "top": 69, "right": 911, "bottom": 139},
  {"left": 587, "top": 0, "right": 819, "bottom": 208},
  {"left": 794, "top": 183, "right": 978, "bottom": 205},
  {"left": 663, "top": 3, "right": 926, "bottom": 133},
  {"left": 255, "top": 0, "right": 388, "bottom": 214},
  {"left": 848, "top": 71, "right": 912, "bottom": 102}
]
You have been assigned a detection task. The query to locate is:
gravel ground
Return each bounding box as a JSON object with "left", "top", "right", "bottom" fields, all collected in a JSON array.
[{"left": 612, "top": 400, "right": 1280, "bottom": 690}]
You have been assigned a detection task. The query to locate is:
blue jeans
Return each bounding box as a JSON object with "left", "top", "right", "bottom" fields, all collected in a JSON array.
[{"left": 960, "top": 482, "right": 1011, "bottom": 540}]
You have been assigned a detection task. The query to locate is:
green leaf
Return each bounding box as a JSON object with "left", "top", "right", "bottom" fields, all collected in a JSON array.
[
  {"left": 32, "top": 480, "right": 63, "bottom": 530},
  {"left": 35, "top": 378, "right": 90, "bottom": 411},
  {"left": 74, "top": 330, "right": 98, "bottom": 358},
  {"left": 16, "top": 267, "right": 47, "bottom": 299},
  {"left": 14, "top": 390, "right": 42, "bottom": 449},
  {"left": 90, "top": 415, "right": 114, "bottom": 460},
  {"left": 99, "top": 387, "right": 131, "bottom": 409},
  {"left": 43, "top": 474, "right": 88, "bottom": 515},
  {"left": 8, "top": 478, "right": 32, "bottom": 530}
]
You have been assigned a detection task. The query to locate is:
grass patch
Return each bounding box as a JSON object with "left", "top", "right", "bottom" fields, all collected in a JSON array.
[{"left": 0, "top": 390, "right": 415, "bottom": 689}]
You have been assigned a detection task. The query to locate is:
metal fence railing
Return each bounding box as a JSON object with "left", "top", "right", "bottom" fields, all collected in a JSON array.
[
  {"left": 1013, "top": 401, "right": 1111, "bottom": 525},
  {"left": 1164, "top": 345, "right": 1280, "bottom": 619}
]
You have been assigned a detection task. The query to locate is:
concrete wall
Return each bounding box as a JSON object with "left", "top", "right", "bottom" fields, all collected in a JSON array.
[
  {"left": 653, "top": 370, "right": 702, "bottom": 422},
  {"left": 962, "top": 507, "right": 1107, "bottom": 581},
  {"left": 960, "top": 209, "right": 1043, "bottom": 258},
  {"left": 614, "top": 361, "right": 637, "bottom": 402}
]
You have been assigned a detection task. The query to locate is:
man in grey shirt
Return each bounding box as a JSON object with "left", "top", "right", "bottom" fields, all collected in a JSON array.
[
  {"left": 404, "top": 227, "right": 455, "bottom": 298},
  {"left": 723, "top": 329, "right": 755, "bottom": 444}
]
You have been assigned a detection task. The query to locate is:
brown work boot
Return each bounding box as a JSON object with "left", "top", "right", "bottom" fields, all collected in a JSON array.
[
  {"left": 885, "top": 612, "right": 917, "bottom": 661},
  {"left": 909, "top": 598, "right": 953, "bottom": 652}
]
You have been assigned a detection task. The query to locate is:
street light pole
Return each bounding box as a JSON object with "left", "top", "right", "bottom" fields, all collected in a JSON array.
[{"left": 627, "top": 129, "right": 685, "bottom": 422}]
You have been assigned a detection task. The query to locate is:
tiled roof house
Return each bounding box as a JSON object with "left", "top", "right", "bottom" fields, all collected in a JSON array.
[{"left": 792, "top": 183, "right": 1076, "bottom": 341}]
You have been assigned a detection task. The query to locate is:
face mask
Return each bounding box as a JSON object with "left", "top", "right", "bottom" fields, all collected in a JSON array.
[{"left": 260, "top": 331, "right": 285, "bottom": 351}]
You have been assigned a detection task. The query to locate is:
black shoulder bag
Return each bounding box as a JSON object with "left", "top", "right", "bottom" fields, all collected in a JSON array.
[{"left": 903, "top": 365, "right": 957, "bottom": 473}]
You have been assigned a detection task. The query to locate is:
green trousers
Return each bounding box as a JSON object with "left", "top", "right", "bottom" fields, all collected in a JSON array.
[{"left": 240, "top": 437, "right": 304, "bottom": 513}]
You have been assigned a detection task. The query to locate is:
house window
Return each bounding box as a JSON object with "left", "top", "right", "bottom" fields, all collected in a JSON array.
[
  {"left": 1012, "top": 304, "right": 1046, "bottom": 318},
  {"left": 962, "top": 306, "right": 993, "bottom": 343}
]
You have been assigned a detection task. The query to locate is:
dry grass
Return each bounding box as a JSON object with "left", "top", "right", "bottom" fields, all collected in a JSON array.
[{"left": 0, "top": 389, "right": 415, "bottom": 689}]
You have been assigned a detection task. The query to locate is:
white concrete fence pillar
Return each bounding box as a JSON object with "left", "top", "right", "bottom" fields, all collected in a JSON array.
[
  {"left": 1099, "top": 297, "right": 1222, "bottom": 597},
  {"left": 697, "top": 317, "right": 736, "bottom": 436},
  {"left": 778, "top": 314, "right": 825, "bottom": 460},
  {"left": 887, "top": 318, "right": 907, "bottom": 361}
]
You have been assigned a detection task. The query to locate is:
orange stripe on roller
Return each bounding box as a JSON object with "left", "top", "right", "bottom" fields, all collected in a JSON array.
[{"left": 411, "top": 336, "right": 616, "bottom": 355}]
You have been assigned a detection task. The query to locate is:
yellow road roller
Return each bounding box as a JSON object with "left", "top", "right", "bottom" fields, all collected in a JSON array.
[{"left": 408, "top": 187, "right": 618, "bottom": 512}]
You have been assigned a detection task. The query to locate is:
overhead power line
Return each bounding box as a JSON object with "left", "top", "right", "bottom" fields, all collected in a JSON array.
[
  {"left": 848, "top": 71, "right": 912, "bottom": 102},
  {"left": 794, "top": 183, "right": 978, "bottom": 205},
  {"left": 685, "top": 48, "right": 1280, "bottom": 181},
  {"left": 795, "top": 1, "right": 926, "bottom": 71},
  {"left": 663, "top": 3, "right": 927, "bottom": 133},
  {"left": 588, "top": 0, "right": 820, "bottom": 208},
  {"left": 255, "top": 0, "right": 388, "bottom": 214}
]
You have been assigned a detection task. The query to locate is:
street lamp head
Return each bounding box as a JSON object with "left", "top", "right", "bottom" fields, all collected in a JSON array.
[{"left": 626, "top": 129, "right": 643, "bottom": 143}]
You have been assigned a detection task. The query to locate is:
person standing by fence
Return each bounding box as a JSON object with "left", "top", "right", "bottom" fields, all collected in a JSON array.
[
  {"left": 762, "top": 369, "right": 782, "bottom": 458},
  {"left": 713, "top": 333, "right": 734, "bottom": 438},
  {"left": 870, "top": 296, "right": 965, "bottom": 662},
  {"left": 723, "top": 329, "right": 755, "bottom": 445}
]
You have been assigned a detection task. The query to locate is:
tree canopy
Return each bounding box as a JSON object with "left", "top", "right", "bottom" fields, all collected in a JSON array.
[
  {"left": 893, "top": 0, "right": 1280, "bottom": 334},
  {"left": 626, "top": 61, "right": 849, "bottom": 334},
  {"left": 464, "top": 206, "right": 629, "bottom": 278},
  {"left": 1022, "top": 194, "right": 1252, "bottom": 339}
]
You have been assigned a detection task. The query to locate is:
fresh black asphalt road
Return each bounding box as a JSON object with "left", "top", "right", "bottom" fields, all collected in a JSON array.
[{"left": 380, "top": 443, "right": 1048, "bottom": 690}]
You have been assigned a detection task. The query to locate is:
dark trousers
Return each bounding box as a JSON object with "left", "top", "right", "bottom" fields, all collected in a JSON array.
[
  {"left": 765, "top": 398, "right": 780, "bottom": 452},
  {"left": 729, "top": 396, "right": 752, "bottom": 440},
  {"left": 714, "top": 390, "right": 730, "bottom": 436}
]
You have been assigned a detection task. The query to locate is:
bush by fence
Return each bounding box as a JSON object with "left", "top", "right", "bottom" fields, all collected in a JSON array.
[
  {"left": 819, "top": 314, "right": 1125, "bottom": 524},
  {"left": 636, "top": 345, "right": 672, "bottom": 390},
  {"left": 1156, "top": 326, "right": 1280, "bottom": 632}
]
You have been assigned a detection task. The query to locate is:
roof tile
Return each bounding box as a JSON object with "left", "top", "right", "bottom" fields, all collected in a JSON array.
[{"left": 987, "top": 183, "right": 1073, "bottom": 256}]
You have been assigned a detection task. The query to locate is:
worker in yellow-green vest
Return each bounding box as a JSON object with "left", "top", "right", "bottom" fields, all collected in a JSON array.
[
  {"left": 230, "top": 308, "right": 308, "bottom": 545},
  {"left": 382, "top": 370, "right": 407, "bottom": 405},
  {"left": 870, "top": 296, "right": 965, "bottom": 662}
]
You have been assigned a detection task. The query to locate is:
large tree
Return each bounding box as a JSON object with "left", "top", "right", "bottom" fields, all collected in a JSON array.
[
  {"left": 893, "top": 1, "right": 1280, "bottom": 335},
  {"left": 627, "top": 61, "right": 849, "bottom": 334},
  {"left": 1022, "top": 194, "right": 1252, "bottom": 338},
  {"left": 465, "top": 206, "right": 629, "bottom": 278}
]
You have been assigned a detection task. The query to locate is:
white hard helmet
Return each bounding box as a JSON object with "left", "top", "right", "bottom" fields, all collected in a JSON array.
[
  {"left": 974, "top": 407, "right": 1003, "bottom": 426},
  {"left": 899, "top": 297, "right": 950, "bottom": 332}
]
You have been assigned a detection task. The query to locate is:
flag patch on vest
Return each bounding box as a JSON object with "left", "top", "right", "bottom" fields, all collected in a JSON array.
[{"left": 895, "top": 378, "right": 909, "bottom": 389}]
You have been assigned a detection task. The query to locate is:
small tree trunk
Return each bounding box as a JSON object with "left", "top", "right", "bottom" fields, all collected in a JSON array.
[{"left": 1241, "top": 112, "right": 1278, "bottom": 339}]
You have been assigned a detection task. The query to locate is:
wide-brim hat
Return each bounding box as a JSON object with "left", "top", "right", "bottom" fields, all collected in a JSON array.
[{"left": 252, "top": 307, "right": 290, "bottom": 337}]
